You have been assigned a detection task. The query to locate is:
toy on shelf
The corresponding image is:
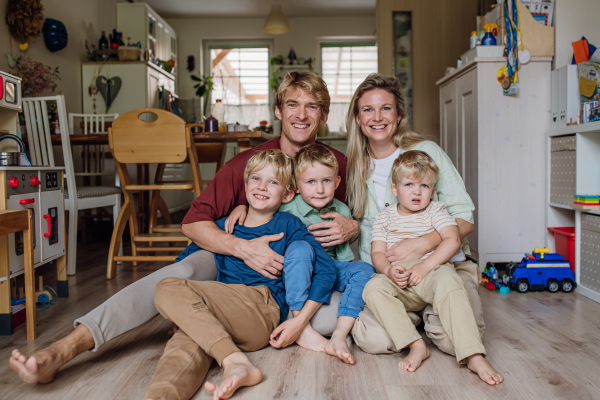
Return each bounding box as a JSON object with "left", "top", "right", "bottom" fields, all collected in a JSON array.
[
  {"left": 574, "top": 195, "right": 600, "bottom": 206},
  {"left": 502, "top": 248, "right": 575, "bottom": 293}
]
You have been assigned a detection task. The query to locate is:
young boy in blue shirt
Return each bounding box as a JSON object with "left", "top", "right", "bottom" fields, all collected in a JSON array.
[
  {"left": 145, "top": 149, "right": 336, "bottom": 400},
  {"left": 226, "top": 144, "right": 376, "bottom": 365}
]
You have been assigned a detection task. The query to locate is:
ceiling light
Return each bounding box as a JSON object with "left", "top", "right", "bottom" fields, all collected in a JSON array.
[{"left": 263, "top": 5, "right": 290, "bottom": 34}]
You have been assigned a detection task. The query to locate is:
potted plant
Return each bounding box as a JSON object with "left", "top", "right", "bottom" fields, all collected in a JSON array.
[{"left": 191, "top": 74, "right": 213, "bottom": 119}]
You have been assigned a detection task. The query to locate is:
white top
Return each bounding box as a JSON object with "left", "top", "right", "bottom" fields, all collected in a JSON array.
[
  {"left": 371, "top": 147, "right": 400, "bottom": 209},
  {"left": 371, "top": 201, "right": 466, "bottom": 262}
]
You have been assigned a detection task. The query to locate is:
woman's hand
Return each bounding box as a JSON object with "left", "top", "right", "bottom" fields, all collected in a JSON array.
[
  {"left": 224, "top": 205, "right": 248, "bottom": 233},
  {"left": 308, "top": 213, "right": 360, "bottom": 247},
  {"left": 385, "top": 231, "right": 441, "bottom": 264}
]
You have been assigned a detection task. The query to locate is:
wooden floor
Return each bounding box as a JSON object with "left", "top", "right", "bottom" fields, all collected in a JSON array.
[{"left": 2, "top": 226, "right": 600, "bottom": 399}]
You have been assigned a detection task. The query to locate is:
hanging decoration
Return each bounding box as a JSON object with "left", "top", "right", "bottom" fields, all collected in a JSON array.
[
  {"left": 5, "top": 0, "right": 45, "bottom": 50},
  {"left": 186, "top": 55, "right": 195, "bottom": 72},
  {"left": 96, "top": 76, "right": 122, "bottom": 112},
  {"left": 15, "top": 56, "right": 60, "bottom": 97},
  {"left": 42, "top": 18, "right": 68, "bottom": 52}
]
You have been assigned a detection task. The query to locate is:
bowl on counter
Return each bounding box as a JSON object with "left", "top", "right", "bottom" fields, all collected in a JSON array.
[{"left": 234, "top": 125, "right": 249, "bottom": 132}]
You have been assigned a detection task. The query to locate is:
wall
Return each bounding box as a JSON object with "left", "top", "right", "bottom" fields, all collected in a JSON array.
[
  {"left": 0, "top": 0, "right": 117, "bottom": 113},
  {"left": 376, "top": 0, "right": 479, "bottom": 143},
  {"left": 553, "top": 0, "right": 600, "bottom": 69},
  {"left": 166, "top": 15, "right": 376, "bottom": 101}
]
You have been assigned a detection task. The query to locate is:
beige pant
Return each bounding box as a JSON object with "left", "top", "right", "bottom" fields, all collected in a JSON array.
[
  {"left": 353, "top": 260, "right": 485, "bottom": 363},
  {"left": 145, "top": 278, "right": 280, "bottom": 400}
]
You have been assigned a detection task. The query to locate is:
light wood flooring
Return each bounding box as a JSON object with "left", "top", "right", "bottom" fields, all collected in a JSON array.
[{"left": 2, "top": 226, "right": 600, "bottom": 399}]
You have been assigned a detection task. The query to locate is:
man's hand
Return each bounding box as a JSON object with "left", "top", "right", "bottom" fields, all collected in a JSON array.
[
  {"left": 234, "top": 233, "right": 285, "bottom": 279},
  {"left": 308, "top": 212, "right": 359, "bottom": 247},
  {"left": 386, "top": 265, "right": 411, "bottom": 289},
  {"left": 269, "top": 317, "right": 305, "bottom": 348}
]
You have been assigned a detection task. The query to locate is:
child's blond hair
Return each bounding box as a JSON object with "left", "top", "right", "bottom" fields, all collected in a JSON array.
[
  {"left": 391, "top": 150, "right": 439, "bottom": 185},
  {"left": 293, "top": 143, "right": 339, "bottom": 183},
  {"left": 244, "top": 149, "right": 295, "bottom": 191}
]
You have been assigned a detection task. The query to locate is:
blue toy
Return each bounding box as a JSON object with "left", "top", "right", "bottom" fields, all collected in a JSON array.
[{"left": 502, "top": 248, "right": 575, "bottom": 293}]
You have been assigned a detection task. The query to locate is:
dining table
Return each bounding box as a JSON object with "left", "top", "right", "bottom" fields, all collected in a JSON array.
[{"left": 23, "top": 129, "right": 276, "bottom": 232}]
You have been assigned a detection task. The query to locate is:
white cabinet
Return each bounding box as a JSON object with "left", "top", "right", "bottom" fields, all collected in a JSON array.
[{"left": 437, "top": 57, "right": 552, "bottom": 267}]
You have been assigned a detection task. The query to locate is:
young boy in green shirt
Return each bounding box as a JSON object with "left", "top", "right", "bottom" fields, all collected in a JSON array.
[{"left": 226, "top": 144, "right": 376, "bottom": 365}]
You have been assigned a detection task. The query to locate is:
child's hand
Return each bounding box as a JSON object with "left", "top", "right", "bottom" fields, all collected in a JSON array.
[
  {"left": 387, "top": 265, "right": 411, "bottom": 289},
  {"left": 269, "top": 317, "right": 305, "bottom": 348},
  {"left": 224, "top": 205, "right": 248, "bottom": 233},
  {"left": 408, "top": 263, "right": 430, "bottom": 287}
]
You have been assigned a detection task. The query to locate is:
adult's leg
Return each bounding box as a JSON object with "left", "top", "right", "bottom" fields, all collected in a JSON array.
[
  {"left": 151, "top": 278, "right": 280, "bottom": 399},
  {"left": 422, "top": 260, "right": 485, "bottom": 356},
  {"left": 9, "top": 250, "right": 217, "bottom": 384}
]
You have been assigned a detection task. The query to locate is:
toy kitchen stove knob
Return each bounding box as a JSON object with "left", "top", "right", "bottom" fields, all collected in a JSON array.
[
  {"left": 9, "top": 176, "right": 19, "bottom": 188},
  {"left": 31, "top": 176, "right": 41, "bottom": 187}
]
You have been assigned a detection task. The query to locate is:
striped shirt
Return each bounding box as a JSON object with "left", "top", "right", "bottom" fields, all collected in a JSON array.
[{"left": 371, "top": 201, "right": 464, "bottom": 260}]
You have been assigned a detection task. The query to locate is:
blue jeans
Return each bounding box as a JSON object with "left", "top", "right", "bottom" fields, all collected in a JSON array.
[{"left": 283, "top": 241, "right": 376, "bottom": 319}]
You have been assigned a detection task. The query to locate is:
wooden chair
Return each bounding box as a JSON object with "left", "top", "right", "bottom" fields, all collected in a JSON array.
[
  {"left": 148, "top": 123, "right": 226, "bottom": 234},
  {"left": 22, "top": 96, "right": 122, "bottom": 276},
  {"left": 106, "top": 108, "right": 202, "bottom": 279}
]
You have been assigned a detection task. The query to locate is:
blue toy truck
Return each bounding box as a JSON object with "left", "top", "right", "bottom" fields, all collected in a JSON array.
[{"left": 502, "top": 248, "right": 575, "bottom": 293}]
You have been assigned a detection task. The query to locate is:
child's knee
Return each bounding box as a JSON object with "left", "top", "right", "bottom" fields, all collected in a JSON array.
[
  {"left": 285, "top": 240, "right": 315, "bottom": 260},
  {"left": 362, "top": 275, "right": 395, "bottom": 303},
  {"left": 154, "top": 277, "right": 185, "bottom": 306},
  {"left": 349, "top": 262, "right": 377, "bottom": 287}
]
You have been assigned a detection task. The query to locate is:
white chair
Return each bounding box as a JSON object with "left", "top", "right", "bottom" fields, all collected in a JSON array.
[{"left": 22, "top": 96, "right": 122, "bottom": 275}]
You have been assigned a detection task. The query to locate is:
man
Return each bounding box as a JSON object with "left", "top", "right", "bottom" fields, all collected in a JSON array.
[{"left": 9, "top": 70, "right": 360, "bottom": 384}]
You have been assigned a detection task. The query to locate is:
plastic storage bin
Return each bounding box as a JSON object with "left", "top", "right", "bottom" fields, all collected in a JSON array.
[{"left": 547, "top": 227, "right": 575, "bottom": 271}]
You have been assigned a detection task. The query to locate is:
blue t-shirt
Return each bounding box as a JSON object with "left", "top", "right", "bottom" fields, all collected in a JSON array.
[{"left": 176, "top": 212, "right": 336, "bottom": 322}]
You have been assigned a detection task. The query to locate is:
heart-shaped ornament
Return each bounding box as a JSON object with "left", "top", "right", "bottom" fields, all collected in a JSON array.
[{"left": 96, "top": 76, "right": 122, "bottom": 112}]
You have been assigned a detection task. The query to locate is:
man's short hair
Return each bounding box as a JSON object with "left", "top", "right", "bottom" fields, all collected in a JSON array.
[
  {"left": 391, "top": 150, "right": 439, "bottom": 185},
  {"left": 293, "top": 143, "right": 339, "bottom": 183},
  {"left": 276, "top": 70, "right": 330, "bottom": 115},
  {"left": 244, "top": 149, "right": 295, "bottom": 192}
]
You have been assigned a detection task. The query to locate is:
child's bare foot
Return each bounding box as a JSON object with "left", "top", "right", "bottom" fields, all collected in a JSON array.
[
  {"left": 9, "top": 347, "right": 65, "bottom": 384},
  {"left": 295, "top": 324, "right": 327, "bottom": 353},
  {"left": 324, "top": 333, "right": 355, "bottom": 365},
  {"left": 204, "top": 352, "right": 263, "bottom": 400},
  {"left": 467, "top": 354, "right": 503, "bottom": 385},
  {"left": 398, "top": 339, "right": 429, "bottom": 372}
]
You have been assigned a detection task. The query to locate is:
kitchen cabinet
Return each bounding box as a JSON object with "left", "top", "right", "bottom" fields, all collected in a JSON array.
[{"left": 437, "top": 57, "right": 552, "bottom": 267}]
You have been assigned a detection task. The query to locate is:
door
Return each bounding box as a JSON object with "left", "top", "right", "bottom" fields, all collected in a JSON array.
[
  {"left": 439, "top": 80, "right": 457, "bottom": 169},
  {"left": 456, "top": 68, "right": 478, "bottom": 252}
]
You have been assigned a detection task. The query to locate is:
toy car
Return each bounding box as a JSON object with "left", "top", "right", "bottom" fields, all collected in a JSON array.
[{"left": 502, "top": 248, "right": 575, "bottom": 293}]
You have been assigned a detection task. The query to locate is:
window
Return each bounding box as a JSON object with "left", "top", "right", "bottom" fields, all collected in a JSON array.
[
  {"left": 319, "top": 40, "right": 377, "bottom": 133},
  {"left": 207, "top": 43, "right": 271, "bottom": 129}
]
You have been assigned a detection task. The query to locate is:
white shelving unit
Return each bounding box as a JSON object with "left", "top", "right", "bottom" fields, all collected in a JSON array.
[{"left": 546, "top": 120, "right": 600, "bottom": 303}]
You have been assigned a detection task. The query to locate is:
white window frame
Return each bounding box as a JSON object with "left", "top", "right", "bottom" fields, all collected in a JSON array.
[
  {"left": 201, "top": 39, "right": 274, "bottom": 107},
  {"left": 315, "top": 36, "right": 377, "bottom": 77}
]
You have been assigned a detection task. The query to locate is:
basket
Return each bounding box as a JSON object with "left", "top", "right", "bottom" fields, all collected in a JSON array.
[
  {"left": 547, "top": 227, "right": 575, "bottom": 271},
  {"left": 118, "top": 47, "right": 141, "bottom": 61}
]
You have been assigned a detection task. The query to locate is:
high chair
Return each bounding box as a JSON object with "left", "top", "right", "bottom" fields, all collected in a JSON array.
[{"left": 106, "top": 108, "right": 202, "bottom": 279}]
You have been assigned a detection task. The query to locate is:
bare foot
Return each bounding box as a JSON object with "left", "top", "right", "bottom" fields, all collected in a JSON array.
[
  {"left": 204, "top": 352, "right": 263, "bottom": 400},
  {"left": 324, "top": 334, "right": 355, "bottom": 365},
  {"left": 295, "top": 324, "right": 328, "bottom": 353},
  {"left": 9, "top": 347, "right": 65, "bottom": 384},
  {"left": 467, "top": 354, "right": 503, "bottom": 385},
  {"left": 398, "top": 339, "right": 429, "bottom": 372}
]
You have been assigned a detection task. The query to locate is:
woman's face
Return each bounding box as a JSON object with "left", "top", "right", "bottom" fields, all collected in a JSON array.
[{"left": 355, "top": 88, "right": 400, "bottom": 146}]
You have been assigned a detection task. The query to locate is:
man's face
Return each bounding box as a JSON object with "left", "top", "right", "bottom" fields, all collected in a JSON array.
[{"left": 275, "top": 87, "right": 328, "bottom": 148}]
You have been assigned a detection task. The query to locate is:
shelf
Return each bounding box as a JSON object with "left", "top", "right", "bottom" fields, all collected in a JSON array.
[
  {"left": 549, "top": 202, "right": 574, "bottom": 210},
  {"left": 547, "top": 120, "right": 600, "bottom": 137},
  {"left": 572, "top": 204, "right": 600, "bottom": 211}
]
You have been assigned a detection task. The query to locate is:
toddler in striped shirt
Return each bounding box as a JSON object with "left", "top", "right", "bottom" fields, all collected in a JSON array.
[{"left": 364, "top": 150, "right": 503, "bottom": 385}]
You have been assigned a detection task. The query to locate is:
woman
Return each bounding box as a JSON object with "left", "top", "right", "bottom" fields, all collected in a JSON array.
[{"left": 346, "top": 74, "right": 485, "bottom": 357}]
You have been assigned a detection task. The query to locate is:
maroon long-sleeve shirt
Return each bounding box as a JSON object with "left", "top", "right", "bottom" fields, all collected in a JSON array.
[{"left": 182, "top": 138, "right": 348, "bottom": 225}]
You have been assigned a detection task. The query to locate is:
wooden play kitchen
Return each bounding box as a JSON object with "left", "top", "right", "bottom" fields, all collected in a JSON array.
[{"left": 0, "top": 70, "right": 68, "bottom": 338}]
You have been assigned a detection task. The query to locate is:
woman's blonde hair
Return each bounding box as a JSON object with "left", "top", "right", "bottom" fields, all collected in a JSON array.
[
  {"left": 244, "top": 149, "right": 295, "bottom": 192},
  {"left": 346, "top": 73, "right": 428, "bottom": 218},
  {"left": 391, "top": 150, "right": 439, "bottom": 185},
  {"left": 276, "top": 70, "right": 330, "bottom": 115}
]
